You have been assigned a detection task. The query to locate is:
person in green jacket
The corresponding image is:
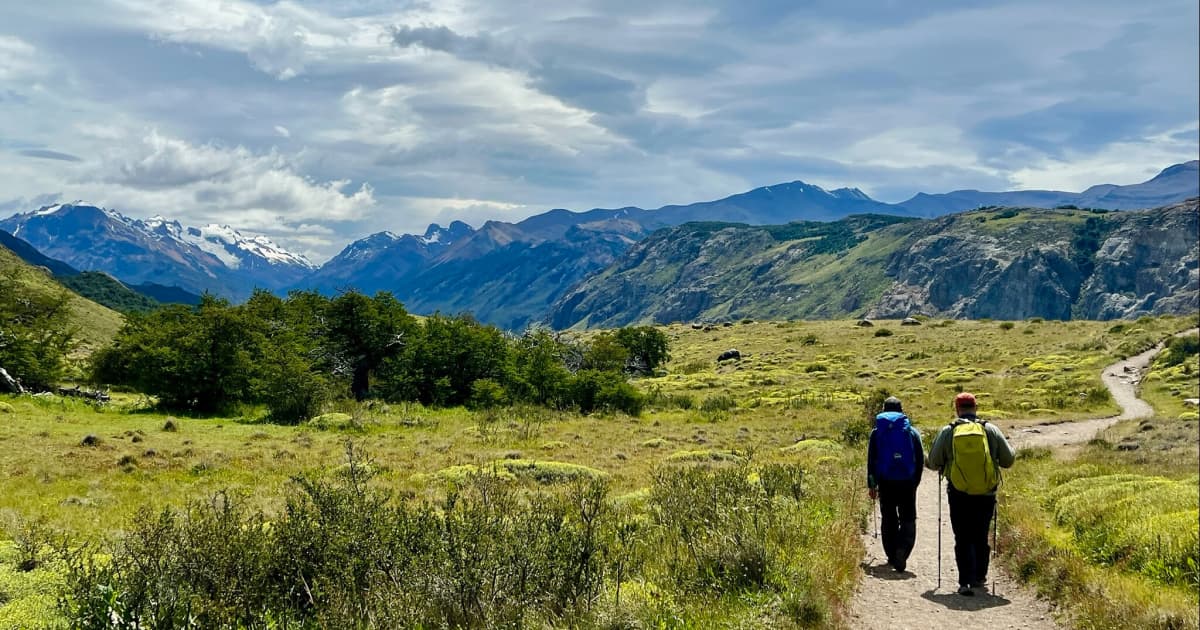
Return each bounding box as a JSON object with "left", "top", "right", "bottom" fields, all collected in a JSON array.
[{"left": 926, "top": 392, "right": 1015, "bottom": 596}]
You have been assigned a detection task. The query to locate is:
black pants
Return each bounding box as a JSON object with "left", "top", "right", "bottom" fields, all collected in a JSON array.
[
  {"left": 877, "top": 479, "right": 918, "bottom": 567},
  {"left": 947, "top": 486, "right": 996, "bottom": 586}
]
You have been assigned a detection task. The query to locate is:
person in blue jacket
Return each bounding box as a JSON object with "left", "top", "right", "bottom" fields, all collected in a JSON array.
[{"left": 866, "top": 396, "right": 925, "bottom": 572}]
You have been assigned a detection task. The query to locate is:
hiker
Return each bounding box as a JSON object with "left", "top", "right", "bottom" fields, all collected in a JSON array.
[
  {"left": 866, "top": 396, "right": 924, "bottom": 572},
  {"left": 927, "top": 392, "right": 1015, "bottom": 596}
]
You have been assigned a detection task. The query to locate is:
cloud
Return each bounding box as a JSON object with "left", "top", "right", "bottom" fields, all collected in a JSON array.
[
  {"left": 17, "top": 149, "right": 84, "bottom": 162},
  {"left": 0, "top": 35, "right": 42, "bottom": 81},
  {"left": 0, "top": 192, "right": 62, "bottom": 215},
  {"left": 0, "top": 0, "right": 1195, "bottom": 260},
  {"left": 92, "top": 130, "right": 375, "bottom": 221},
  {"left": 390, "top": 24, "right": 525, "bottom": 67}
]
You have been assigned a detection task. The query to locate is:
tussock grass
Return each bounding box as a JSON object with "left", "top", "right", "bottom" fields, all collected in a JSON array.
[
  {"left": 1000, "top": 419, "right": 1200, "bottom": 630},
  {"left": 666, "top": 449, "right": 745, "bottom": 464}
]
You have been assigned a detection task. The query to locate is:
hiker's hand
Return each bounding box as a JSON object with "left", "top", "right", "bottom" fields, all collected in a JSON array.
[{"left": 868, "top": 488, "right": 877, "bottom": 501}]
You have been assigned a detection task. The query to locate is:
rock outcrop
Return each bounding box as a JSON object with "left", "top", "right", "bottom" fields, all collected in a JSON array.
[{"left": 548, "top": 200, "right": 1199, "bottom": 328}]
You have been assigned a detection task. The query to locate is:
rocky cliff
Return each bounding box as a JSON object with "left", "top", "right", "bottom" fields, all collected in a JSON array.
[{"left": 547, "top": 200, "right": 1199, "bottom": 328}]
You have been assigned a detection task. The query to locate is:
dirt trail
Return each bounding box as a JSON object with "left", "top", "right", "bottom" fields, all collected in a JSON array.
[{"left": 846, "top": 329, "right": 1197, "bottom": 630}]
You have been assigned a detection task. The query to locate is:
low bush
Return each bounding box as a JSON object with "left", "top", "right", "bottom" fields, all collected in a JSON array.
[
  {"left": 699, "top": 394, "right": 737, "bottom": 413},
  {"left": 57, "top": 449, "right": 862, "bottom": 629}
]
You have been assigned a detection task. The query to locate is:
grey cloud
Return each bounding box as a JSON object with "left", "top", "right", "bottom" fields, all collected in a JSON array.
[
  {"left": 390, "top": 24, "right": 525, "bottom": 67},
  {"left": 972, "top": 100, "right": 1165, "bottom": 158},
  {"left": 531, "top": 64, "right": 643, "bottom": 114},
  {"left": 18, "top": 148, "right": 84, "bottom": 162},
  {"left": 0, "top": 192, "right": 63, "bottom": 216}
]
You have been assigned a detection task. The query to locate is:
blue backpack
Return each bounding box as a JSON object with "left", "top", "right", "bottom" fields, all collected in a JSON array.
[{"left": 873, "top": 412, "right": 917, "bottom": 481}]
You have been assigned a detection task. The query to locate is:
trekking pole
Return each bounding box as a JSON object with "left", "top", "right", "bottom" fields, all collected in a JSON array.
[
  {"left": 993, "top": 475, "right": 1003, "bottom": 597},
  {"left": 993, "top": 471, "right": 1003, "bottom": 597},
  {"left": 937, "top": 473, "right": 943, "bottom": 591}
]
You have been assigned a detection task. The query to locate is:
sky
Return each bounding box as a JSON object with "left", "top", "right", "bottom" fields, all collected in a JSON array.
[{"left": 0, "top": 0, "right": 1196, "bottom": 263}]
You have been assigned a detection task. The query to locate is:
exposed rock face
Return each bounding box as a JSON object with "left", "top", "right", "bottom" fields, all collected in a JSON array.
[
  {"left": 1075, "top": 200, "right": 1199, "bottom": 319},
  {"left": 870, "top": 200, "right": 1198, "bottom": 321},
  {"left": 549, "top": 201, "right": 1199, "bottom": 328}
]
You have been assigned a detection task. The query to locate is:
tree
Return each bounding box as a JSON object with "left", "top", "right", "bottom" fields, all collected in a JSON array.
[
  {"left": 91, "top": 296, "right": 265, "bottom": 412},
  {"left": 0, "top": 275, "right": 75, "bottom": 390},
  {"left": 614, "top": 326, "right": 671, "bottom": 374},
  {"left": 379, "top": 314, "right": 512, "bottom": 406},
  {"left": 582, "top": 332, "right": 629, "bottom": 373},
  {"left": 246, "top": 290, "right": 332, "bottom": 423},
  {"left": 511, "top": 328, "right": 571, "bottom": 407},
  {"left": 323, "top": 291, "right": 416, "bottom": 401}
]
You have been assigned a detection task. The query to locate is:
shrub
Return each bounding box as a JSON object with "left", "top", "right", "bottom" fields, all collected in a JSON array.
[
  {"left": 568, "top": 370, "right": 645, "bottom": 415},
  {"left": 493, "top": 459, "right": 609, "bottom": 484},
  {"left": 614, "top": 326, "right": 671, "bottom": 374},
  {"left": 839, "top": 417, "right": 872, "bottom": 445},
  {"left": 700, "top": 394, "right": 737, "bottom": 413},
  {"left": 259, "top": 351, "right": 332, "bottom": 425},
  {"left": 648, "top": 463, "right": 809, "bottom": 593},
  {"left": 666, "top": 449, "right": 744, "bottom": 463},
  {"left": 467, "top": 378, "right": 509, "bottom": 410},
  {"left": 999, "top": 322, "right": 1015, "bottom": 330},
  {"left": 61, "top": 449, "right": 612, "bottom": 629},
  {"left": 1160, "top": 334, "right": 1200, "bottom": 368},
  {"left": 873, "top": 328, "right": 894, "bottom": 337}
]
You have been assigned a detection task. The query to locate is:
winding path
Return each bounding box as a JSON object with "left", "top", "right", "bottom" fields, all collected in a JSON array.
[{"left": 846, "top": 330, "right": 1196, "bottom": 630}]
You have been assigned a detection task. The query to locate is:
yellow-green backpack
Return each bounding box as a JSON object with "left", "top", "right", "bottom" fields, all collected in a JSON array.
[{"left": 948, "top": 421, "right": 998, "bottom": 494}]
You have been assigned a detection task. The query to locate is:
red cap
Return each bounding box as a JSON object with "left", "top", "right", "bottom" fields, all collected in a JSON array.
[{"left": 954, "top": 392, "right": 977, "bottom": 407}]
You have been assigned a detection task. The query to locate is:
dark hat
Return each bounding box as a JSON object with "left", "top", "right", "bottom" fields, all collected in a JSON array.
[{"left": 883, "top": 396, "right": 902, "bottom": 411}]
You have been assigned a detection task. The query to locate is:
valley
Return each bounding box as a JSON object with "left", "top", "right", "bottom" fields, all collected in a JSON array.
[{"left": 0, "top": 315, "right": 1195, "bottom": 628}]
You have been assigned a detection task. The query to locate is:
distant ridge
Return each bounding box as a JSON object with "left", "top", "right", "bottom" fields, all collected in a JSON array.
[
  {"left": 0, "top": 228, "right": 201, "bottom": 311},
  {"left": 896, "top": 161, "right": 1199, "bottom": 215},
  {"left": 2, "top": 162, "right": 1196, "bottom": 328}
]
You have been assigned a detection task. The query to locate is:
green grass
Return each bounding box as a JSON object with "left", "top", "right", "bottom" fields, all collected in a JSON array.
[
  {"left": 1141, "top": 333, "right": 1200, "bottom": 420},
  {"left": 1000, "top": 419, "right": 1200, "bottom": 630},
  {"left": 0, "top": 315, "right": 1195, "bottom": 627}
]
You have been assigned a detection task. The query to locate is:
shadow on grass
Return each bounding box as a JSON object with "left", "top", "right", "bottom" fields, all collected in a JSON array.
[{"left": 921, "top": 588, "right": 1012, "bottom": 611}]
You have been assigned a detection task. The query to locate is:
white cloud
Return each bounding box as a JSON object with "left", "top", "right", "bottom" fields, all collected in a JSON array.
[
  {"left": 1009, "top": 124, "right": 1200, "bottom": 191},
  {"left": 91, "top": 129, "right": 374, "bottom": 219},
  {"left": 274, "top": 125, "right": 291, "bottom": 138},
  {"left": 0, "top": 35, "right": 42, "bottom": 81}
]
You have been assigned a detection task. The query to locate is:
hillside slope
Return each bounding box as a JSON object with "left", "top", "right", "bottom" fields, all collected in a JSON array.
[
  {"left": 548, "top": 200, "right": 1200, "bottom": 328},
  {"left": 0, "top": 243, "right": 122, "bottom": 352},
  {"left": 1, "top": 229, "right": 196, "bottom": 312}
]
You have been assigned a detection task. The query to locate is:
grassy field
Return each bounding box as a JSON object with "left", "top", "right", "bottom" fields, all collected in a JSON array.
[{"left": 0, "top": 314, "right": 1195, "bottom": 628}]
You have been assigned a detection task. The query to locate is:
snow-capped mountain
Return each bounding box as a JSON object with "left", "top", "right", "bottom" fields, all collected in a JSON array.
[
  {"left": 0, "top": 203, "right": 314, "bottom": 299},
  {"left": 141, "top": 216, "right": 315, "bottom": 271},
  {"left": 298, "top": 221, "right": 475, "bottom": 295}
]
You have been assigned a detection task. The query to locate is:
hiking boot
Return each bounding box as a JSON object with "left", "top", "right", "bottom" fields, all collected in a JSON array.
[
  {"left": 893, "top": 560, "right": 906, "bottom": 573},
  {"left": 957, "top": 585, "right": 975, "bottom": 596},
  {"left": 970, "top": 581, "right": 987, "bottom": 590}
]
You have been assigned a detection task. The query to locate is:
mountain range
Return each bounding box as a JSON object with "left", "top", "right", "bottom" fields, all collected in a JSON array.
[
  {"left": 0, "top": 204, "right": 313, "bottom": 300},
  {"left": 1, "top": 161, "right": 1196, "bottom": 328}
]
